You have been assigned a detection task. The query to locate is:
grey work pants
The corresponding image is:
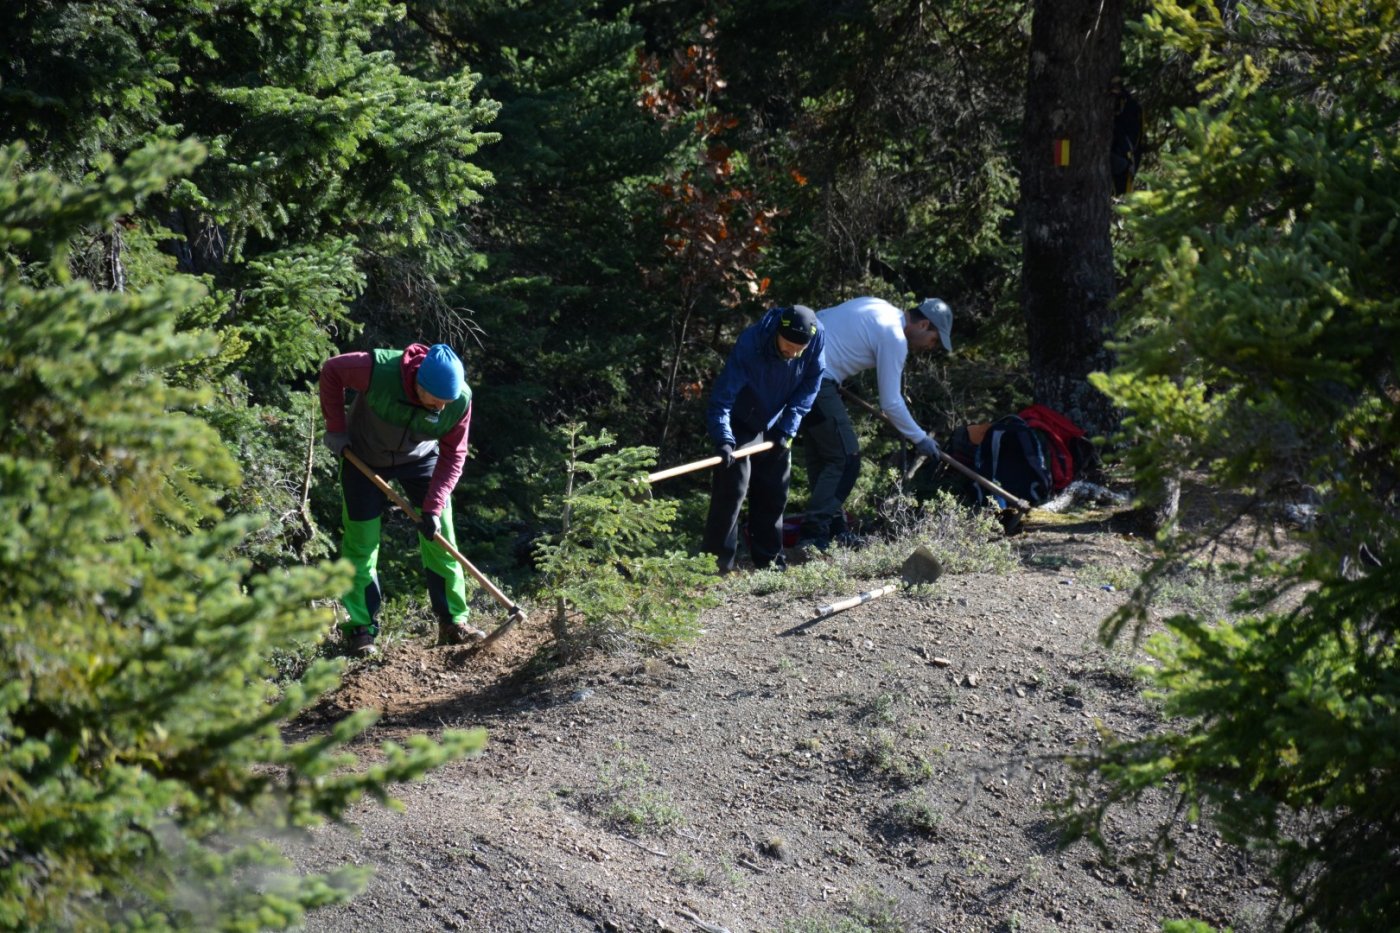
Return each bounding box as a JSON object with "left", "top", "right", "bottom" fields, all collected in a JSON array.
[{"left": 800, "top": 379, "right": 860, "bottom": 542}]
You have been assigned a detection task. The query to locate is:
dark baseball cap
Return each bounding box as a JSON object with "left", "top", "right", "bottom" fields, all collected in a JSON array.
[{"left": 777, "top": 305, "right": 819, "bottom": 345}]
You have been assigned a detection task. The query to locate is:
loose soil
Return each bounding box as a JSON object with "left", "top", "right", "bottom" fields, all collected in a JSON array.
[{"left": 285, "top": 511, "right": 1283, "bottom": 933}]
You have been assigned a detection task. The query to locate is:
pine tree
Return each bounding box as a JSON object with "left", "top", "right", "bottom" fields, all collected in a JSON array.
[
  {"left": 533, "top": 425, "right": 717, "bottom": 657},
  {"left": 1020, "top": 0, "right": 1124, "bottom": 435},
  {"left": 4, "top": 0, "right": 501, "bottom": 566},
  {"left": 0, "top": 142, "right": 482, "bottom": 930},
  {"left": 1067, "top": 3, "right": 1400, "bottom": 929},
  {"left": 389, "top": 0, "right": 685, "bottom": 527}
]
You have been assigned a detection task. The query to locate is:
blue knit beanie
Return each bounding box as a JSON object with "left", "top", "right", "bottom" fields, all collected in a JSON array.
[{"left": 417, "top": 344, "right": 464, "bottom": 400}]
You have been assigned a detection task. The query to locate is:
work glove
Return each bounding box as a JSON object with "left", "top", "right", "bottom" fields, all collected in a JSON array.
[
  {"left": 419, "top": 511, "right": 441, "bottom": 540},
  {"left": 915, "top": 435, "right": 941, "bottom": 460},
  {"left": 764, "top": 428, "right": 793, "bottom": 451},
  {"left": 322, "top": 431, "right": 350, "bottom": 458},
  {"left": 716, "top": 443, "right": 737, "bottom": 469}
]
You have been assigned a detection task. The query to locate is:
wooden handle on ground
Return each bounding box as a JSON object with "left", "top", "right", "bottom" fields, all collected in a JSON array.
[
  {"left": 342, "top": 450, "right": 526, "bottom": 619},
  {"left": 836, "top": 386, "right": 1031, "bottom": 511},
  {"left": 815, "top": 584, "right": 897, "bottom": 618},
  {"left": 645, "top": 440, "right": 776, "bottom": 484}
]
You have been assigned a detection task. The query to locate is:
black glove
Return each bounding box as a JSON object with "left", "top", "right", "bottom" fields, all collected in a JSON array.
[
  {"left": 716, "top": 443, "right": 737, "bottom": 469},
  {"left": 322, "top": 431, "right": 350, "bottom": 457},
  {"left": 419, "top": 511, "right": 441, "bottom": 540},
  {"left": 764, "top": 428, "right": 792, "bottom": 451}
]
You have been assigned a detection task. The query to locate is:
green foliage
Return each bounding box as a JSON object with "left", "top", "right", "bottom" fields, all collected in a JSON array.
[
  {"left": 203, "top": 389, "right": 336, "bottom": 569},
  {"left": 586, "top": 753, "right": 684, "bottom": 836},
  {"left": 533, "top": 425, "right": 718, "bottom": 656},
  {"left": 726, "top": 488, "right": 1013, "bottom": 602},
  {"left": 404, "top": 1, "right": 676, "bottom": 479},
  {"left": 1069, "top": 4, "right": 1400, "bottom": 930},
  {"left": 0, "top": 143, "right": 482, "bottom": 930},
  {"left": 225, "top": 238, "right": 364, "bottom": 385},
  {"left": 5, "top": 0, "right": 500, "bottom": 572}
]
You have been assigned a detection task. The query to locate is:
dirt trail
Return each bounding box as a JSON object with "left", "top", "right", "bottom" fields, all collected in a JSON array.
[{"left": 286, "top": 522, "right": 1277, "bottom": 933}]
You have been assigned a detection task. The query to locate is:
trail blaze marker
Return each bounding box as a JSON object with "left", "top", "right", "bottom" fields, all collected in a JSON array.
[{"left": 1053, "top": 138, "right": 1071, "bottom": 166}]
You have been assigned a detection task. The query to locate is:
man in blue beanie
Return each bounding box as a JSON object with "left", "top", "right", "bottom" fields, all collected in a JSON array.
[
  {"left": 319, "top": 342, "right": 477, "bottom": 657},
  {"left": 703, "top": 305, "right": 825, "bottom": 573}
]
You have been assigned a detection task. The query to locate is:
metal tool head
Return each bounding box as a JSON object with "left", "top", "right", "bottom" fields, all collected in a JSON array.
[{"left": 900, "top": 546, "right": 944, "bottom": 587}]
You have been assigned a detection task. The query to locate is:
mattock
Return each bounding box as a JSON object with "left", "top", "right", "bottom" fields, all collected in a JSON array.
[{"left": 342, "top": 449, "right": 528, "bottom": 648}]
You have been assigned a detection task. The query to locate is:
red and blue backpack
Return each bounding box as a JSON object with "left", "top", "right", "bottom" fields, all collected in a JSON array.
[{"left": 1017, "top": 404, "right": 1092, "bottom": 492}]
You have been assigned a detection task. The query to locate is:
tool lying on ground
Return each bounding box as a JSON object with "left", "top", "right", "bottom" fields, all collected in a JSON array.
[
  {"left": 645, "top": 440, "right": 776, "bottom": 484},
  {"left": 814, "top": 584, "right": 897, "bottom": 618},
  {"left": 836, "top": 386, "right": 1032, "bottom": 534},
  {"left": 342, "top": 449, "right": 527, "bottom": 647},
  {"left": 900, "top": 545, "right": 945, "bottom": 586},
  {"left": 807, "top": 544, "right": 944, "bottom": 622}
]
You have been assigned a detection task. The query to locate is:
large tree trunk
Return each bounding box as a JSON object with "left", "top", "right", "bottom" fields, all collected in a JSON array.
[{"left": 1019, "top": 0, "right": 1124, "bottom": 441}]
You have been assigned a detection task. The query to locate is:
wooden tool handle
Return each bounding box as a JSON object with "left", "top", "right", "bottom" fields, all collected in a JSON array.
[
  {"left": 342, "top": 450, "right": 525, "bottom": 618},
  {"left": 930, "top": 450, "right": 1031, "bottom": 511},
  {"left": 645, "top": 440, "right": 776, "bottom": 484},
  {"left": 815, "top": 584, "right": 897, "bottom": 617},
  {"left": 836, "top": 386, "right": 1031, "bottom": 510}
]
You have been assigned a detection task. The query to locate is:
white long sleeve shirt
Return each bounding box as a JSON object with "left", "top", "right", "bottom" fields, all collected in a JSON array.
[{"left": 816, "top": 296, "right": 928, "bottom": 444}]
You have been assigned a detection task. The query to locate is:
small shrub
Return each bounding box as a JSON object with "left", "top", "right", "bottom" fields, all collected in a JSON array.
[
  {"left": 860, "top": 730, "right": 934, "bottom": 786},
  {"left": 890, "top": 793, "right": 942, "bottom": 835},
  {"left": 727, "top": 488, "right": 1013, "bottom": 603},
  {"left": 727, "top": 559, "right": 843, "bottom": 598},
  {"left": 584, "top": 754, "right": 684, "bottom": 836},
  {"left": 534, "top": 425, "right": 718, "bottom": 657},
  {"left": 871, "top": 488, "right": 1016, "bottom": 575},
  {"left": 778, "top": 888, "right": 911, "bottom": 932}
]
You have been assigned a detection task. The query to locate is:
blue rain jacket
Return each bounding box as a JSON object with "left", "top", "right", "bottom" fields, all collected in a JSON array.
[{"left": 706, "top": 306, "right": 826, "bottom": 446}]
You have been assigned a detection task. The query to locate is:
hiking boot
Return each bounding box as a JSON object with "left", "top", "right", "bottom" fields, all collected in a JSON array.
[
  {"left": 754, "top": 554, "right": 788, "bottom": 573},
  {"left": 437, "top": 621, "right": 486, "bottom": 646},
  {"left": 346, "top": 627, "right": 377, "bottom": 658},
  {"left": 791, "top": 537, "right": 833, "bottom": 565}
]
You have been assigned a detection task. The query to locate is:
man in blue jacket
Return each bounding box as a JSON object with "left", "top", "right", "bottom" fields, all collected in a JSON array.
[{"left": 703, "top": 305, "right": 825, "bottom": 573}]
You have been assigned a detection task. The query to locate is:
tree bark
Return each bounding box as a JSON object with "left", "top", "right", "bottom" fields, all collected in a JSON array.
[{"left": 1020, "top": 0, "right": 1124, "bottom": 440}]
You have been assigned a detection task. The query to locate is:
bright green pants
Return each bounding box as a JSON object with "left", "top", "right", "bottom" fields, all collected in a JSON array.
[{"left": 338, "top": 456, "right": 472, "bottom": 632}]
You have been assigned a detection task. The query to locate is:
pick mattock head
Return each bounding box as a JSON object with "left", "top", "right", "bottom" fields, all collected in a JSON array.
[
  {"left": 998, "top": 507, "right": 1027, "bottom": 537},
  {"left": 900, "top": 546, "right": 944, "bottom": 587},
  {"left": 478, "top": 607, "right": 528, "bottom": 651}
]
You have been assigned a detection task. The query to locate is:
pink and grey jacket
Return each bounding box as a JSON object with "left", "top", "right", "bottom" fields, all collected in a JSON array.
[{"left": 319, "top": 343, "right": 472, "bottom": 515}]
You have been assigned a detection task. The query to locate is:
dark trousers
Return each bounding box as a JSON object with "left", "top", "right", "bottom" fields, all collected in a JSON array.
[
  {"left": 702, "top": 423, "right": 791, "bottom": 572},
  {"left": 800, "top": 380, "right": 860, "bottom": 542}
]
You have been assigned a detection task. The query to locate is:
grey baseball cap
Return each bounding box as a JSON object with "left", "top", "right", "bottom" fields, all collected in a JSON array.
[{"left": 916, "top": 298, "right": 953, "bottom": 352}]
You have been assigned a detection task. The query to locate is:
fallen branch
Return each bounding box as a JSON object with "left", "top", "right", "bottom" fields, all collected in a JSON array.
[
  {"left": 619, "top": 835, "right": 668, "bottom": 858},
  {"left": 296, "top": 404, "right": 319, "bottom": 561},
  {"left": 675, "top": 907, "right": 733, "bottom": 933}
]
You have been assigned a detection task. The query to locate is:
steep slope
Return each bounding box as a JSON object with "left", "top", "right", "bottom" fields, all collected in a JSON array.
[{"left": 287, "top": 523, "right": 1278, "bottom": 933}]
